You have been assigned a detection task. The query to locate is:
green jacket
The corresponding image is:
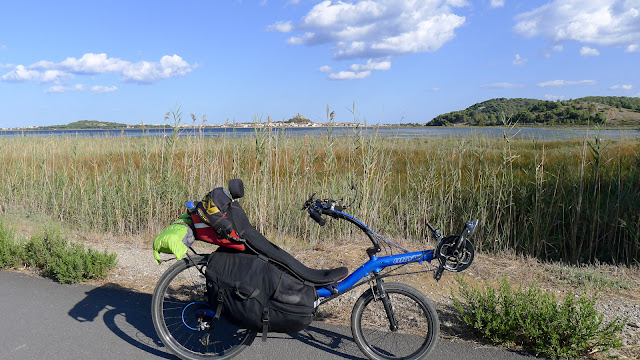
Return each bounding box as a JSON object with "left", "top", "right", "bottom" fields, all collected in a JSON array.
[{"left": 153, "top": 213, "right": 195, "bottom": 264}]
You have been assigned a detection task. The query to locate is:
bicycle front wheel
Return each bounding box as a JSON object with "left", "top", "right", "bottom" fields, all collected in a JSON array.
[
  {"left": 351, "top": 282, "right": 439, "bottom": 360},
  {"left": 151, "top": 254, "right": 256, "bottom": 360}
]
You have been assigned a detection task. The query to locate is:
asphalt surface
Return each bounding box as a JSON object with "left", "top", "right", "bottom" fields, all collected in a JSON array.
[{"left": 0, "top": 270, "right": 538, "bottom": 360}]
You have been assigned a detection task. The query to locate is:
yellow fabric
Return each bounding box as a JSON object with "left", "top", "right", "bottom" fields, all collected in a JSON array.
[{"left": 202, "top": 197, "right": 221, "bottom": 216}]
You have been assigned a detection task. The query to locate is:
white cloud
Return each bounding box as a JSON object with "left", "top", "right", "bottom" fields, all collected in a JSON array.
[
  {"left": 121, "top": 54, "right": 192, "bottom": 83},
  {"left": 271, "top": 0, "right": 467, "bottom": 60},
  {"left": 91, "top": 85, "right": 118, "bottom": 93},
  {"left": 626, "top": 44, "right": 639, "bottom": 52},
  {"left": 44, "top": 84, "right": 118, "bottom": 94},
  {"left": 544, "top": 94, "right": 565, "bottom": 100},
  {"left": 446, "top": 0, "right": 469, "bottom": 7},
  {"left": 2, "top": 65, "right": 40, "bottom": 82},
  {"left": 368, "top": 14, "right": 465, "bottom": 56},
  {"left": 610, "top": 84, "right": 633, "bottom": 90},
  {"left": 328, "top": 70, "right": 371, "bottom": 80},
  {"left": 40, "top": 70, "right": 74, "bottom": 83},
  {"left": 287, "top": 32, "right": 315, "bottom": 45},
  {"left": 324, "top": 58, "right": 390, "bottom": 80},
  {"left": 318, "top": 65, "right": 332, "bottom": 73},
  {"left": 348, "top": 58, "right": 391, "bottom": 71},
  {"left": 490, "top": 0, "right": 505, "bottom": 8},
  {"left": 480, "top": 82, "right": 524, "bottom": 88},
  {"left": 580, "top": 46, "right": 600, "bottom": 56},
  {"left": 537, "top": 79, "right": 597, "bottom": 87},
  {"left": 512, "top": 53, "right": 527, "bottom": 65},
  {"left": 2, "top": 53, "right": 193, "bottom": 86},
  {"left": 300, "top": 1, "right": 385, "bottom": 29},
  {"left": 55, "top": 53, "right": 129, "bottom": 74},
  {"left": 2, "top": 66, "right": 74, "bottom": 84},
  {"left": 544, "top": 44, "right": 564, "bottom": 58},
  {"left": 267, "top": 21, "right": 294, "bottom": 33},
  {"left": 44, "top": 84, "right": 85, "bottom": 93},
  {"left": 514, "top": 0, "right": 640, "bottom": 48}
]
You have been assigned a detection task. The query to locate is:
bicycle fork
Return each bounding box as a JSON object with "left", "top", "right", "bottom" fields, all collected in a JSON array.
[{"left": 371, "top": 276, "right": 398, "bottom": 332}]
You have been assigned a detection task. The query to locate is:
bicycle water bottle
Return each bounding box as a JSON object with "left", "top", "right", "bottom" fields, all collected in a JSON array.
[{"left": 186, "top": 201, "right": 196, "bottom": 213}]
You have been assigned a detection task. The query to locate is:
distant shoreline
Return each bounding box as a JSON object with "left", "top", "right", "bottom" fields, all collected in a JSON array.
[
  {"left": 5, "top": 123, "right": 640, "bottom": 131},
  {"left": 3, "top": 126, "right": 639, "bottom": 142}
]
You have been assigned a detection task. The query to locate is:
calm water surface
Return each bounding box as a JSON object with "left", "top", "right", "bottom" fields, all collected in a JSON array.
[{"left": 2, "top": 127, "right": 639, "bottom": 140}]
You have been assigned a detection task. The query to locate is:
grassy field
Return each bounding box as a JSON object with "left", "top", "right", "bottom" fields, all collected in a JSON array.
[{"left": 0, "top": 127, "right": 638, "bottom": 265}]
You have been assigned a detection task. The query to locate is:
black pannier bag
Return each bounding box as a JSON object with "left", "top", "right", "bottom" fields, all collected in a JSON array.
[{"left": 205, "top": 249, "right": 317, "bottom": 338}]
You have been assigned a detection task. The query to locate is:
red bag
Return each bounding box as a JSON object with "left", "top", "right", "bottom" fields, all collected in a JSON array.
[{"left": 191, "top": 213, "right": 245, "bottom": 251}]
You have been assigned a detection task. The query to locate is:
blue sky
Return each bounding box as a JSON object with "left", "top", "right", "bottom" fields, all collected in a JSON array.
[{"left": 1, "top": 0, "right": 639, "bottom": 128}]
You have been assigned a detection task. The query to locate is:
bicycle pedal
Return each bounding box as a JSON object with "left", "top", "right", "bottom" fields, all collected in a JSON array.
[{"left": 434, "top": 266, "right": 445, "bottom": 281}]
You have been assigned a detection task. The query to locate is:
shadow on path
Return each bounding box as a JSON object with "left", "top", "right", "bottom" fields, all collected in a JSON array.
[
  {"left": 291, "top": 324, "right": 365, "bottom": 360},
  {"left": 68, "top": 283, "right": 174, "bottom": 359}
]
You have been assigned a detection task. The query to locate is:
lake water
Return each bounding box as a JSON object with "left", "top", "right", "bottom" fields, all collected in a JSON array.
[{"left": 2, "top": 126, "right": 639, "bottom": 141}]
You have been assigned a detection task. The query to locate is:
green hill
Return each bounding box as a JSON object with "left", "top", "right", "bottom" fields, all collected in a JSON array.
[
  {"left": 41, "top": 120, "right": 129, "bottom": 129},
  {"left": 428, "top": 96, "right": 640, "bottom": 126}
]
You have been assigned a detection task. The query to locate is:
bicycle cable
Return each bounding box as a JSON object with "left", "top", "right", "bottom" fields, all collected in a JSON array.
[
  {"left": 377, "top": 251, "right": 440, "bottom": 279},
  {"left": 317, "top": 256, "right": 439, "bottom": 307}
]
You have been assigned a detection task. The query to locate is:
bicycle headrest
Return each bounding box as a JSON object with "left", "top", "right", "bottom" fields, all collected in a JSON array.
[{"left": 229, "top": 178, "right": 244, "bottom": 199}]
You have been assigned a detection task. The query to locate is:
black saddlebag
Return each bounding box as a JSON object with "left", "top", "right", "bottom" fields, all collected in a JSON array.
[{"left": 205, "top": 249, "right": 317, "bottom": 339}]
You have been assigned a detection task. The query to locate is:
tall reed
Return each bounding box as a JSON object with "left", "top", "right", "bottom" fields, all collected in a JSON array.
[{"left": 0, "top": 130, "right": 638, "bottom": 264}]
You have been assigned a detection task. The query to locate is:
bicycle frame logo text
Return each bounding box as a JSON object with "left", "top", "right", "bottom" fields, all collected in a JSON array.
[{"left": 393, "top": 256, "right": 418, "bottom": 264}]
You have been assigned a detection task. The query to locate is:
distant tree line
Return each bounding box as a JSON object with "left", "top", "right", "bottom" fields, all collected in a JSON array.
[
  {"left": 578, "top": 96, "right": 640, "bottom": 111},
  {"left": 427, "top": 96, "right": 640, "bottom": 126},
  {"left": 40, "top": 120, "right": 128, "bottom": 129}
]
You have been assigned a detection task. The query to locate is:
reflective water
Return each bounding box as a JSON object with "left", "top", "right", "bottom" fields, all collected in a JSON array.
[{"left": 2, "top": 126, "right": 639, "bottom": 140}]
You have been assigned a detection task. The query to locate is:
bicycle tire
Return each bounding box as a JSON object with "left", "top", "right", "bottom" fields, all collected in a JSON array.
[
  {"left": 151, "top": 255, "right": 257, "bottom": 360},
  {"left": 351, "top": 282, "right": 439, "bottom": 360}
]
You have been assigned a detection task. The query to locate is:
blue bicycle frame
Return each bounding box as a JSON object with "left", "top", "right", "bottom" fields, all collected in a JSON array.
[
  {"left": 316, "top": 250, "right": 434, "bottom": 298},
  {"left": 305, "top": 204, "right": 440, "bottom": 299}
]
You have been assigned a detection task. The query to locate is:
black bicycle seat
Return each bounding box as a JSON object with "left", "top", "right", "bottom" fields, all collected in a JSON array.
[{"left": 226, "top": 199, "right": 348, "bottom": 285}]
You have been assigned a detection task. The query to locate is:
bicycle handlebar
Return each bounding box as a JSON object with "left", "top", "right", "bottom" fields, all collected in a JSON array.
[
  {"left": 302, "top": 191, "right": 350, "bottom": 228},
  {"left": 308, "top": 208, "right": 326, "bottom": 226}
]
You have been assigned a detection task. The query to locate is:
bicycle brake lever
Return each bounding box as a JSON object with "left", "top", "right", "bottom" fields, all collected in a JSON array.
[{"left": 301, "top": 191, "right": 318, "bottom": 210}]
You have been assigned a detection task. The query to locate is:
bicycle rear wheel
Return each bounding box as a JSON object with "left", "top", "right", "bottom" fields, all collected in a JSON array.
[
  {"left": 351, "top": 282, "right": 439, "bottom": 360},
  {"left": 151, "top": 254, "right": 256, "bottom": 360}
]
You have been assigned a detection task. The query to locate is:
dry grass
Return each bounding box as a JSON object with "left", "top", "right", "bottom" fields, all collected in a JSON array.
[{"left": 1, "top": 133, "right": 639, "bottom": 264}]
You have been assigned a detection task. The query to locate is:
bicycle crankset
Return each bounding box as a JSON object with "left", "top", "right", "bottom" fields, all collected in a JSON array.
[{"left": 435, "top": 235, "right": 475, "bottom": 273}]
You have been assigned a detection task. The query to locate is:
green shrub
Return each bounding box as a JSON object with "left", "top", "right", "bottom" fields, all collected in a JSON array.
[
  {"left": 23, "top": 229, "right": 61, "bottom": 270},
  {"left": 0, "top": 221, "right": 23, "bottom": 269},
  {"left": 0, "top": 221, "right": 117, "bottom": 283},
  {"left": 452, "top": 277, "right": 624, "bottom": 359},
  {"left": 23, "top": 227, "right": 118, "bottom": 284},
  {"left": 48, "top": 242, "right": 118, "bottom": 284}
]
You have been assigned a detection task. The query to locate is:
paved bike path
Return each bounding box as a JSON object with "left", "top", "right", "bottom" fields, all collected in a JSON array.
[{"left": 0, "top": 271, "right": 537, "bottom": 360}]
